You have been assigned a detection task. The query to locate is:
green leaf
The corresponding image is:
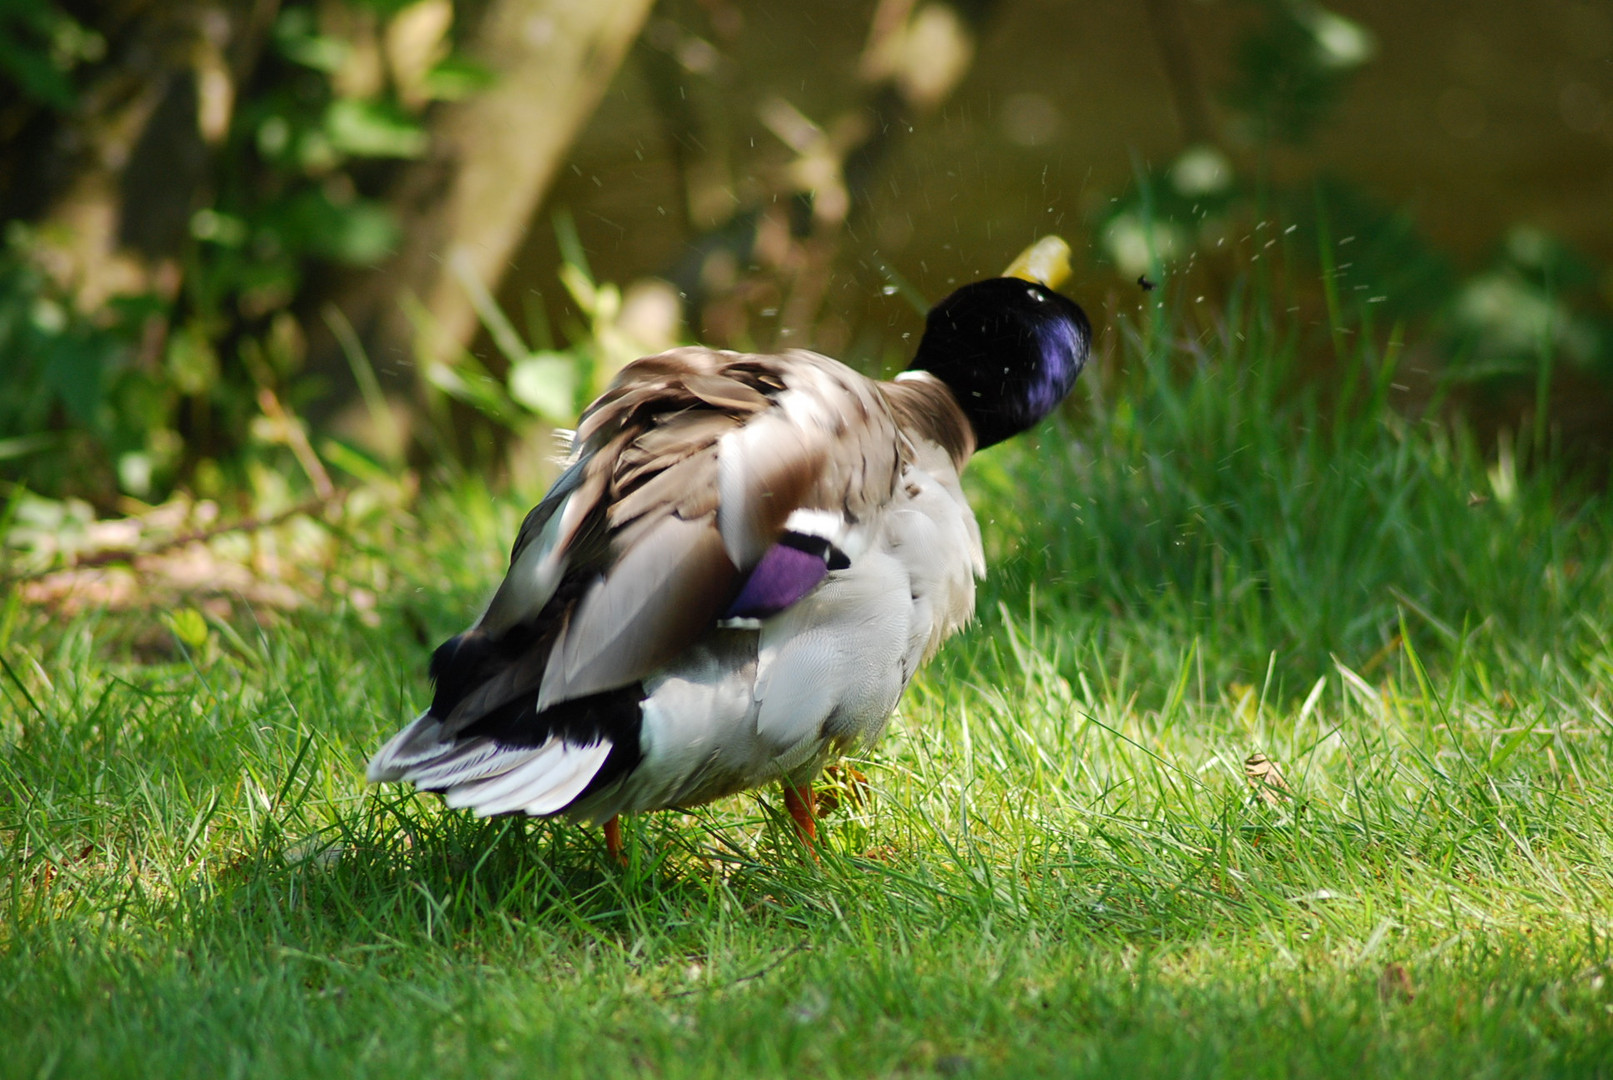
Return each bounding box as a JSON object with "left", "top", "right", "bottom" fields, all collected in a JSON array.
[
  {"left": 421, "top": 356, "right": 518, "bottom": 425},
  {"left": 316, "top": 201, "right": 400, "bottom": 264},
  {"left": 0, "top": 29, "right": 74, "bottom": 108},
  {"left": 422, "top": 56, "right": 495, "bottom": 101},
  {"left": 165, "top": 324, "right": 218, "bottom": 397},
  {"left": 190, "top": 209, "right": 249, "bottom": 247},
  {"left": 0, "top": 432, "right": 56, "bottom": 461},
  {"left": 508, "top": 353, "right": 579, "bottom": 422},
  {"left": 347, "top": 0, "right": 422, "bottom": 14},
  {"left": 273, "top": 191, "right": 400, "bottom": 265},
  {"left": 41, "top": 333, "right": 110, "bottom": 427},
  {"left": 116, "top": 451, "right": 153, "bottom": 496},
  {"left": 275, "top": 9, "right": 347, "bottom": 73},
  {"left": 167, "top": 608, "right": 210, "bottom": 651},
  {"left": 324, "top": 99, "right": 428, "bottom": 159},
  {"left": 0, "top": 3, "right": 97, "bottom": 109},
  {"left": 319, "top": 438, "right": 395, "bottom": 487}
]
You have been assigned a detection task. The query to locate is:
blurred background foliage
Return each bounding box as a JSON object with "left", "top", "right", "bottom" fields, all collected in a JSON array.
[{"left": 0, "top": 0, "right": 1610, "bottom": 524}]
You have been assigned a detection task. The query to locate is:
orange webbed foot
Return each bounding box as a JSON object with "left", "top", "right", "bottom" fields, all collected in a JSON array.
[
  {"left": 603, "top": 815, "right": 627, "bottom": 867},
  {"left": 782, "top": 781, "right": 820, "bottom": 861}
]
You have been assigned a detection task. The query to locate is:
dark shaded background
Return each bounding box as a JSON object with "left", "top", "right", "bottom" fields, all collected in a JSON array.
[{"left": 526, "top": 0, "right": 1611, "bottom": 351}]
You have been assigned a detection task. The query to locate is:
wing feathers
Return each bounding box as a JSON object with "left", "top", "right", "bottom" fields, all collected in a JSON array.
[
  {"left": 716, "top": 419, "right": 826, "bottom": 569},
  {"left": 679, "top": 371, "right": 773, "bottom": 412},
  {"left": 609, "top": 445, "right": 721, "bottom": 530},
  {"left": 440, "top": 746, "right": 566, "bottom": 813},
  {"left": 367, "top": 713, "right": 541, "bottom": 789},
  {"left": 538, "top": 515, "right": 738, "bottom": 709},
  {"left": 367, "top": 713, "right": 449, "bottom": 782},
  {"left": 438, "top": 739, "right": 613, "bottom": 816},
  {"left": 482, "top": 494, "right": 571, "bottom": 634},
  {"left": 510, "top": 741, "right": 614, "bottom": 815},
  {"left": 369, "top": 715, "right": 615, "bottom": 818}
]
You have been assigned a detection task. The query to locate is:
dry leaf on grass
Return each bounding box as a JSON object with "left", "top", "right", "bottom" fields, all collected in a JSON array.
[
  {"left": 9, "top": 488, "right": 399, "bottom": 625},
  {"left": 1244, "top": 752, "right": 1293, "bottom": 806}
]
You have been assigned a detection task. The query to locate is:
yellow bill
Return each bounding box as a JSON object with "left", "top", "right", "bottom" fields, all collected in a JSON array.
[{"left": 1002, "top": 235, "right": 1072, "bottom": 290}]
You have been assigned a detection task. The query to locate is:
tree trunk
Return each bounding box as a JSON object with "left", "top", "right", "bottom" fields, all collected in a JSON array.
[{"left": 306, "top": 0, "right": 656, "bottom": 432}]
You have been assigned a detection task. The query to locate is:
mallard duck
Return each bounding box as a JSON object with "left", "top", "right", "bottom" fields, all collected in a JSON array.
[{"left": 368, "top": 237, "right": 1091, "bottom": 857}]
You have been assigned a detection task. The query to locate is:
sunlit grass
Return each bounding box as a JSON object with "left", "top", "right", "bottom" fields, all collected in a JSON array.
[{"left": 4, "top": 288, "right": 1613, "bottom": 1078}]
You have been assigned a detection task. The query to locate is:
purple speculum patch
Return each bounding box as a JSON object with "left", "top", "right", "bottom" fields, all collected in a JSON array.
[{"left": 724, "top": 541, "right": 831, "bottom": 619}]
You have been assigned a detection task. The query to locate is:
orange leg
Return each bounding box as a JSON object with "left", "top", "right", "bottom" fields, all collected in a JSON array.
[
  {"left": 603, "top": 815, "right": 626, "bottom": 866},
  {"left": 782, "top": 781, "right": 818, "bottom": 852}
]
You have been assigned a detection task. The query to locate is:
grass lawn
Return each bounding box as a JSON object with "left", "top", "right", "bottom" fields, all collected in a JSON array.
[{"left": 4, "top": 293, "right": 1613, "bottom": 1078}]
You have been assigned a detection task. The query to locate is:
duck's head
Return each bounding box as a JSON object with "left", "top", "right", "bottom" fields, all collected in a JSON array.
[{"left": 905, "top": 271, "right": 1091, "bottom": 451}]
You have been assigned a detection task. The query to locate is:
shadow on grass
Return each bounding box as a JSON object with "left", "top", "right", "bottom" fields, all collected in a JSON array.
[
  {"left": 191, "top": 783, "right": 1332, "bottom": 967},
  {"left": 193, "top": 791, "right": 877, "bottom": 962}
]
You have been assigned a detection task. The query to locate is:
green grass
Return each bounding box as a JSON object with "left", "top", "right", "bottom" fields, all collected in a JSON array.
[{"left": 4, "top": 288, "right": 1613, "bottom": 1078}]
